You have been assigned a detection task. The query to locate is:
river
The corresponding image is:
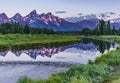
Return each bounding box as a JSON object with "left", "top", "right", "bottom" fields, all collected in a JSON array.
[{"left": 0, "top": 38, "right": 119, "bottom": 83}]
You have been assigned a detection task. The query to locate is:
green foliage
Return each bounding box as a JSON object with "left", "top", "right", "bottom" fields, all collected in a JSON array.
[
  {"left": 0, "top": 34, "right": 80, "bottom": 48},
  {"left": 95, "top": 48, "right": 120, "bottom": 66},
  {"left": 99, "top": 20, "right": 105, "bottom": 35},
  {"left": 112, "top": 26, "right": 116, "bottom": 35},
  {"left": 103, "top": 71, "right": 120, "bottom": 83},
  {"left": 93, "top": 20, "right": 112, "bottom": 35},
  {"left": 105, "top": 20, "right": 112, "bottom": 35},
  {"left": 88, "top": 60, "right": 94, "bottom": 64},
  {"left": 23, "top": 25, "right": 30, "bottom": 34},
  {"left": 80, "top": 20, "right": 120, "bottom": 36},
  {"left": 86, "top": 36, "right": 120, "bottom": 65},
  {"left": 0, "top": 23, "right": 54, "bottom": 34},
  {"left": 67, "top": 64, "right": 112, "bottom": 83},
  {"left": 81, "top": 28, "right": 92, "bottom": 36},
  {"left": 17, "top": 76, "right": 33, "bottom": 83},
  {"left": 70, "top": 76, "right": 89, "bottom": 83}
]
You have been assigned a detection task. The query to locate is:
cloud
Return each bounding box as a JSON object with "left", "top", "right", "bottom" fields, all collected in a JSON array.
[{"left": 55, "top": 11, "right": 67, "bottom": 14}]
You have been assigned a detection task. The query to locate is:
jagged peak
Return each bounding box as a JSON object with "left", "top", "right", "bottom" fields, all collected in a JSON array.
[
  {"left": 30, "top": 10, "right": 37, "bottom": 15},
  {"left": 0, "top": 13, "right": 8, "bottom": 18},
  {"left": 105, "top": 12, "right": 116, "bottom": 15},
  {"left": 14, "top": 13, "right": 22, "bottom": 17},
  {"left": 40, "top": 13, "right": 45, "bottom": 16},
  {"left": 0, "top": 12, "right": 6, "bottom": 15},
  {"left": 46, "top": 12, "right": 52, "bottom": 16}
]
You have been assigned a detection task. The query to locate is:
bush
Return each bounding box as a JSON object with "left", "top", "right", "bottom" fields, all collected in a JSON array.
[
  {"left": 17, "top": 76, "right": 33, "bottom": 83},
  {"left": 95, "top": 48, "right": 120, "bottom": 66}
]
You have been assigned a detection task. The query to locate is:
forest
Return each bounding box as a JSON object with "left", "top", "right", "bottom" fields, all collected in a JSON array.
[{"left": 0, "top": 23, "right": 54, "bottom": 34}]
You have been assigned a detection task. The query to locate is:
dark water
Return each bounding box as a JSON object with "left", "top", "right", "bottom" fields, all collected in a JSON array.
[{"left": 0, "top": 38, "right": 118, "bottom": 64}]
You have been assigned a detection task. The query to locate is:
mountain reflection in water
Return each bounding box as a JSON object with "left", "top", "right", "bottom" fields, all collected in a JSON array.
[
  {"left": 0, "top": 40, "right": 118, "bottom": 64},
  {"left": 0, "top": 43, "right": 97, "bottom": 58}
]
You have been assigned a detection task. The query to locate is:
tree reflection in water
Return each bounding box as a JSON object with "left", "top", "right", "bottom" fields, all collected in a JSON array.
[{"left": 0, "top": 38, "right": 118, "bottom": 60}]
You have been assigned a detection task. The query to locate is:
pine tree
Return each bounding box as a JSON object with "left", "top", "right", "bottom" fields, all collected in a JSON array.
[
  {"left": 106, "top": 20, "right": 111, "bottom": 35},
  {"left": 24, "top": 25, "right": 30, "bottom": 34},
  {"left": 99, "top": 20, "right": 105, "bottom": 35},
  {"left": 112, "top": 25, "right": 116, "bottom": 35}
]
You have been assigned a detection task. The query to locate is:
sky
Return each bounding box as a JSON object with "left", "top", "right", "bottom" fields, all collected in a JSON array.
[{"left": 0, "top": 0, "right": 120, "bottom": 18}]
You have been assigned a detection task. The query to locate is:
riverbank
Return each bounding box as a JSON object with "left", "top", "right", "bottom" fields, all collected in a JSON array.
[
  {"left": 84, "top": 35, "right": 120, "bottom": 43},
  {"left": 0, "top": 34, "right": 80, "bottom": 51},
  {"left": 0, "top": 61, "right": 78, "bottom": 67},
  {"left": 0, "top": 64, "right": 69, "bottom": 83},
  {"left": 18, "top": 35, "right": 120, "bottom": 83}
]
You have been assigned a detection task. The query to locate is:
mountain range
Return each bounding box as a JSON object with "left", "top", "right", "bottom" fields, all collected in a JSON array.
[
  {"left": 0, "top": 10, "right": 81, "bottom": 31},
  {"left": 65, "top": 12, "right": 120, "bottom": 29},
  {"left": 0, "top": 10, "right": 120, "bottom": 31}
]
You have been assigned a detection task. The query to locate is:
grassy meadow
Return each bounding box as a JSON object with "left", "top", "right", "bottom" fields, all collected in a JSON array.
[
  {"left": 0, "top": 34, "right": 80, "bottom": 47},
  {"left": 85, "top": 35, "right": 120, "bottom": 43}
]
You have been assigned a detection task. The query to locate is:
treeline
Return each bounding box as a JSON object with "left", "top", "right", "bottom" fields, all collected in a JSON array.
[
  {"left": 81, "top": 20, "right": 119, "bottom": 36},
  {"left": 0, "top": 20, "right": 119, "bottom": 35},
  {"left": 0, "top": 23, "right": 54, "bottom": 34},
  {"left": 56, "top": 20, "right": 120, "bottom": 36}
]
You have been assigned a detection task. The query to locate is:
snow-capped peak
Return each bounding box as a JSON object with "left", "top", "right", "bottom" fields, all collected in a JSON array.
[
  {"left": 12, "top": 13, "right": 22, "bottom": 19},
  {"left": 30, "top": 10, "right": 37, "bottom": 15},
  {"left": 96, "top": 12, "right": 119, "bottom": 21},
  {"left": 65, "top": 12, "right": 120, "bottom": 23},
  {"left": 0, "top": 13, "right": 8, "bottom": 19}
]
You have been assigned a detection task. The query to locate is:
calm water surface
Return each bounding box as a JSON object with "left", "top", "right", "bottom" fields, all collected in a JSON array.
[
  {"left": 0, "top": 38, "right": 118, "bottom": 64},
  {"left": 0, "top": 39, "right": 119, "bottom": 83}
]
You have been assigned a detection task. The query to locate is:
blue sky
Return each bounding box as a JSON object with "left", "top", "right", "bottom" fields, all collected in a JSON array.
[{"left": 0, "top": 0, "right": 119, "bottom": 18}]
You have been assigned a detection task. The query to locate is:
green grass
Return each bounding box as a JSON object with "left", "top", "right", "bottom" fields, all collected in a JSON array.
[
  {"left": 106, "top": 72, "right": 120, "bottom": 83},
  {"left": 104, "top": 67, "right": 120, "bottom": 83},
  {"left": 95, "top": 48, "right": 120, "bottom": 66},
  {"left": 93, "top": 47, "right": 120, "bottom": 82},
  {"left": 85, "top": 35, "right": 120, "bottom": 43},
  {"left": 0, "top": 34, "right": 80, "bottom": 47}
]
